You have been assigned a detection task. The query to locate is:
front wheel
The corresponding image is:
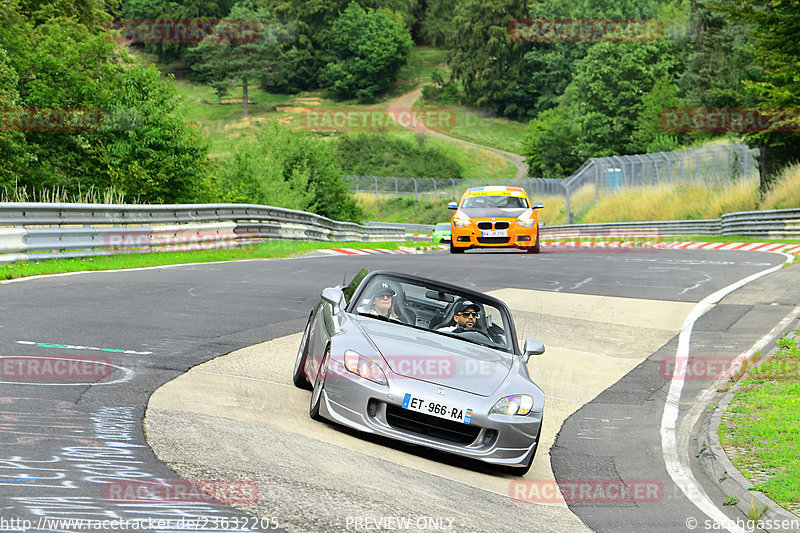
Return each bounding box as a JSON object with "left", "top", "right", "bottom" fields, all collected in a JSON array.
[
  {"left": 309, "top": 348, "right": 329, "bottom": 421},
  {"left": 292, "top": 316, "right": 313, "bottom": 390},
  {"left": 449, "top": 241, "right": 465, "bottom": 254},
  {"left": 525, "top": 234, "right": 540, "bottom": 254}
]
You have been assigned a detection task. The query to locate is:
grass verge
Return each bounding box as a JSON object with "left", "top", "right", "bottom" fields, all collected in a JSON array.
[
  {"left": 0, "top": 241, "right": 422, "bottom": 281},
  {"left": 719, "top": 329, "right": 800, "bottom": 512}
]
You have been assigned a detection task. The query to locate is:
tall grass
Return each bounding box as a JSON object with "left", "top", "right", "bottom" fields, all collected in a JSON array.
[
  {"left": 1, "top": 183, "right": 133, "bottom": 204},
  {"left": 580, "top": 180, "right": 759, "bottom": 223},
  {"left": 759, "top": 163, "right": 800, "bottom": 210}
]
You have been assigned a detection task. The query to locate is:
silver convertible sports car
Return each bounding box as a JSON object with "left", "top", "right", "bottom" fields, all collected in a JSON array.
[{"left": 292, "top": 270, "right": 546, "bottom": 474}]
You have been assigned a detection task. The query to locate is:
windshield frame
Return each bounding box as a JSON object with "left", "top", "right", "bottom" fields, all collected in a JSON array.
[{"left": 348, "top": 270, "right": 520, "bottom": 354}]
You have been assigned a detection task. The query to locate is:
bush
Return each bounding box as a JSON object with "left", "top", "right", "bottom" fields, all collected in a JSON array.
[
  {"left": 337, "top": 133, "right": 463, "bottom": 179},
  {"left": 216, "top": 122, "right": 364, "bottom": 222}
]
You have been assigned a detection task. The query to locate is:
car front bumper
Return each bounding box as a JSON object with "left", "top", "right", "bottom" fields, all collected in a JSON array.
[
  {"left": 318, "top": 359, "right": 542, "bottom": 467},
  {"left": 450, "top": 220, "right": 538, "bottom": 250}
]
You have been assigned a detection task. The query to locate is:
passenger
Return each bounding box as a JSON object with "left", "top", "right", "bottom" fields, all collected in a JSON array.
[{"left": 366, "top": 282, "right": 402, "bottom": 321}]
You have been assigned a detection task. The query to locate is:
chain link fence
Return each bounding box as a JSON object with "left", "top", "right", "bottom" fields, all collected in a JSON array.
[{"left": 347, "top": 144, "right": 760, "bottom": 223}]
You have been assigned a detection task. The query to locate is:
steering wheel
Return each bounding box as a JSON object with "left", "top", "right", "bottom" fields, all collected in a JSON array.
[{"left": 452, "top": 327, "right": 492, "bottom": 342}]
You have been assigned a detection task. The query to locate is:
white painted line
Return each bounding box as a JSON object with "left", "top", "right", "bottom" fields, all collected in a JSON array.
[
  {"left": 717, "top": 306, "right": 800, "bottom": 382},
  {"left": 660, "top": 252, "right": 793, "bottom": 533}
]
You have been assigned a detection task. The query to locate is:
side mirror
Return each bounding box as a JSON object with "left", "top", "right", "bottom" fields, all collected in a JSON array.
[
  {"left": 522, "top": 338, "right": 545, "bottom": 363},
  {"left": 532, "top": 201, "right": 544, "bottom": 209},
  {"left": 447, "top": 202, "right": 458, "bottom": 210},
  {"left": 321, "top": 287, "right": 345, "bottom": 313}
]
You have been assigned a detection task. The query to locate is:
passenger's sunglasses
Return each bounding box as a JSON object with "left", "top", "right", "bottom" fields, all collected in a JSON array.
[{"left": 456, "top": 311, "right": 480, "bottom": 318}]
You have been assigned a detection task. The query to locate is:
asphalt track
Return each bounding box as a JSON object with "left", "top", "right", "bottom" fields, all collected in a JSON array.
[{"left": 1, "top": 247, "right": 798, "bottom": 533}]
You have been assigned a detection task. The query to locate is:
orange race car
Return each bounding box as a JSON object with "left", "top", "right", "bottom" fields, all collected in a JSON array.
[{"left": 447, "top": 186, "right": 544, "bottom": 254}]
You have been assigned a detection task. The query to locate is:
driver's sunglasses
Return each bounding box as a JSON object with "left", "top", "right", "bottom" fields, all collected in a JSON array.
[
  {"left": 457, "top": 311, "right": 480, "bottom": 318},
  {"left": 377, "top": 292, "right": 394, "bottom": 299}
]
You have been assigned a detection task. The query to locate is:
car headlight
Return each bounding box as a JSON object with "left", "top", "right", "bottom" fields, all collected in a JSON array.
[
  {"left": 344, "top": 350, "right": 387, "bottom": 386},
  {"left": 490, "top": 394, "right": 534, "bottom": 416},
  {"left": 516, "top": 209, "right": 536, "bottom": 227},
  {"left": 452, "top": 210, "right": 471, "bottom": 228}
]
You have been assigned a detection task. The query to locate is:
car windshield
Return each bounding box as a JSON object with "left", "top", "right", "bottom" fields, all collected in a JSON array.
[
  {"left": 354, "top": 274, "right": 515, "bottom": 353},
  {"left": 435, "top": 223, "right": 450, "bottom": 231},
  {"left": 461, "top": 195, "right": 528, "bottom": 209}
]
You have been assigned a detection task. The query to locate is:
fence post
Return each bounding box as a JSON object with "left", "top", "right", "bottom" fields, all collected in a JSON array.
[
  {"left": 594, "top": 159, "right": 599, "bottom": 201},
  {"left": 743, "top": 149, "right": 749, "bottom": 181},
  {"left": 564, "top": 181, "right": 572, "bottom": 224},
  {"left": 431, "top": 178, "right": 437, "bottom": 199},
  {"left": 450, "top": 178, "right": 455, "bottom": 199},
  {"left": 394, "top": 177, "right": 399, "bottom": 198},
  {"left": 412, "top": 178, "right": 418, "bottom": 201},
  {"left": 374, "top": 176, "right": 379, "bottom": 200}
]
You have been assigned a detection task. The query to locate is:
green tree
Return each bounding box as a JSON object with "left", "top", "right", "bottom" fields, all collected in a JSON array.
[
  {"left": 418, "top": 0, "right": 456, "bottom": 46},
  {"left": 713, "top": 0, "right": 800, "bottom": 179},
  {"left": 121, "top": 0, "right": 237, "bottom": 63},
  {"left": 189, "top": 4, "right": 298, "bottom": 116},
  {"left": 0, "top": 5, "right": 213, "bottom": 202},
  {"left": 522, "top": 99, "right": 582, "bottom": 178},
  {"left": 0, "top": 46, "right": 28, "bottom": 190},
  {"left": 571, "top": 40, "right": 680, "bottom": 158},
  {"left": 319, "top": 2, "right": 412, "bottom": 101},
  {"left": 448, "top": 0, "right": 531, "bottom": 119},
  {"left": 628, "top": 75, "right": 683, "bottom": 153}
]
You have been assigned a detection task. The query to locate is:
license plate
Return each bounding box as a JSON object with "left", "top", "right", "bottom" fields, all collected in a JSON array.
[
  {"left": 481, "top": 230, "right": 507, "bottom": 238},
  {"left": 402, "top": 393, "right": 473, "bottom": 424}
]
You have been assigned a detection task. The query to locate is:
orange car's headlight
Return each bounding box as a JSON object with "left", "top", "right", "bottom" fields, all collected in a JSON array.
[
  {"left": 453, "top": 210, "right": 471, "bottom": 228},
  {"left": 516, "top": 209, "right": 536, "bottom": 227}
]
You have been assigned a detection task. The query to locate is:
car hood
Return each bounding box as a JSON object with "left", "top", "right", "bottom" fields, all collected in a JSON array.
[
  {"left": 356, "top": 317, "right": 512, "bottom": 397},
  {"left": 460, "top": 207, "right": 528, "bottom": 219}
]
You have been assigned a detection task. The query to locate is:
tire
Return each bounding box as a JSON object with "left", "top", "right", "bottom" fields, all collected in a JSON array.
[
  {"left": 292, "top": 316, "right": 313, "bottom": 390},
  {"left": 449, "top": 241, "right": 465, "bottom": 254},
  {"left": 525, "top": 234, "right": 540, "bottom": 254},
  {"left": 309, "top": 348, "right": 329, "bottom": 421}
]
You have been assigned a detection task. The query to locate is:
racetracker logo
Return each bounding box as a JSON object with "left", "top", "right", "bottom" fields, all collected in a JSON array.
[
  {"left": 509, "top": 18, "right": 663, "bottom": 42},
  {"left": 661, "top": 108, "right": 800, "bottom": 132},
  {"left": 0, "top": 356, "right": 113, "bottom": 381},
  {"left": 106, "top": 19, "right": 260, "bottom": 43},
  {"left": 298, "top": 107, "right": 455, "bottom": 132},
  {"left": 509, "top": 479, "right": 663, "bottom": 504},
  {"left": 0, "top": 108, "right": 103, "bottom": 131},
  {"left": 104, "top": 480, "right": 259, "bottom": 505},
  {"left": 660, "top": 357, "right": 800, "bottom": 381}
]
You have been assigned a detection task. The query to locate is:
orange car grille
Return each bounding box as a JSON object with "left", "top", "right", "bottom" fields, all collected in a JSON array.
[{"left": 476, "top": 221, "right": 510, "bottom": 230}]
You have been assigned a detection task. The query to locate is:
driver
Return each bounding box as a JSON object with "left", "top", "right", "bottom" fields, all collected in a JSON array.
[{"left": 437, "top": 300, "right": 482, "bottom": 333}]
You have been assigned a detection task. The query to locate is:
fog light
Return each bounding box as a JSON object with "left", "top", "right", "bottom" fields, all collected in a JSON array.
[{"left": 518, "top": 235, "right": 531, "bottom": 242}]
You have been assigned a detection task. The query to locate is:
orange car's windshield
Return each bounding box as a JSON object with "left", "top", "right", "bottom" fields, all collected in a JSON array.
[{"left": 462, "top": 195, "right": 528, "bottom": 209}]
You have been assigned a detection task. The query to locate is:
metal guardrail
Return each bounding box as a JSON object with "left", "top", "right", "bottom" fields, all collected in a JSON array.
[
  {"left": 0, "top": 202, "right": 406, "bottom": 265},
  {"left": 541, "top": 208, "right": 800, "bottom": 240}
]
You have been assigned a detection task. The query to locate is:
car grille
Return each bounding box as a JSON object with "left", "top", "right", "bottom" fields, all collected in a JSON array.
[
  {"left": 476, "top": 221, "right": 510, "bottom": 230},
  {"left": 477, "top": 237, "right": 510, "bottom": 244},
  {"left": 385, "top": 403, "right": 481, "bottom": 445}
]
